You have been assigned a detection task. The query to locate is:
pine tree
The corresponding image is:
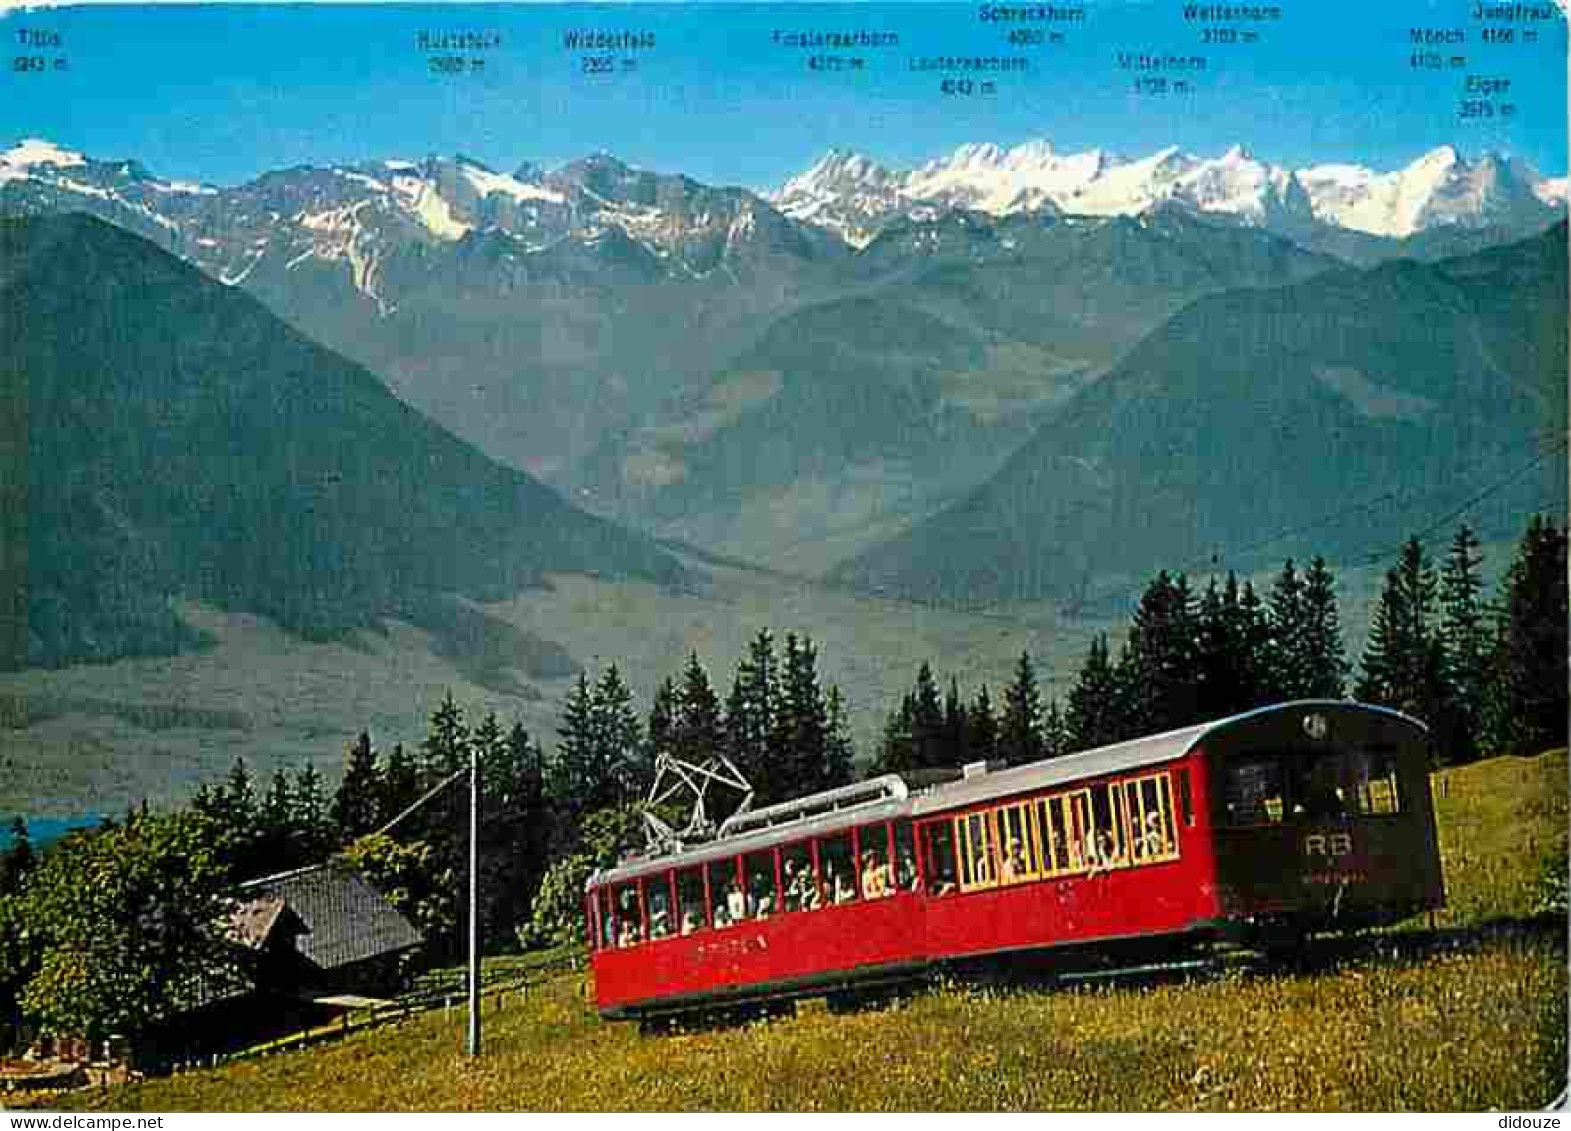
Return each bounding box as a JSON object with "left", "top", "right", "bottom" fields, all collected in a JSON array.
[
  {"left": 258, "top": 767, "right": 294, "bottom": 869},
  {"left": 1439, "top": 526, "right": 1487, "bottom": 762},
  {"left": 222, "top": 757, "right": 257, "bottom": 834},
  {"left": 551, "top": 672, "right": 600, "bottom": 826},
  {"left": 331, "top": 731, "right": 382, "bottom": 845},
  {"left": 824, "top": 685, "right": 856, "bottom": 788},
  {"left": 647, "top": 677, "right": 678, "bottom": 764},
  {"left": 910, "top": 662, "right": 947, "bottom": 770},
  {"left": 675, "top": 652, "right": 725, "bottom": 766},
  {"left": 380, "top": 742, "right": 419, "bottom": 828},
  {"left": 726, "top": 631, "right": 779, "bottom": 800},
  {"left": 1067, "top": 635, "right": 1122, "bottom": 750},
  {"left": 1041, "top": 698, "right": 1069, "bottom": 759},
  {"left": 1122, "top": 571, "right": 1201, "bottom": 733},
  {"left": 1238, "top": 580, "right": 1274, "bottom": 708},
  {"left": 293, "top": 763, "right": 330, "bottom": 860},
  {"left": 422, "top": 692, "right": 469, "bottom": 779},
  {"left": 1300, "top": 558, "right": 1348, "bottom": 700},
  {"left": 775, "top": 634, "right": 831, "bottom": 796},
  {"left": 1266, "top": 559, "right": 1309, "bottom": 700},
  {"left": 1196, "top": 577, "right": 1240, "bottom": 719},
  {"left": 595, "top": 665, "right": 644, "bottom": 806},
  {"left": 968, "top": 685, "right": 998, "bottom": 764},
  {"left": 1357, "top": 537, "right": 1443, "bottom": 721},
  {"left": 1482, "top": 516, "right": 1568, "bottom": 756},
  {"left": 877, "top": 692, "right": 918, "bottom": 776},
  {"left": 943, "top": 678, "right": 969, "bottom": 768},
  {"left": 999, "top": 651, "right": 1044, "bottom": 766}
]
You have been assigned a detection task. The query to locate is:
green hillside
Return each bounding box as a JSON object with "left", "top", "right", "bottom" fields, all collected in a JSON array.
[
  {"left": 0, "top": 214, "right": 686, "bottom": 671},
  {"left": 835, "top": 222, "right": 1568, "bottom": 604},
  {"left": 47, "top": 750, "right": 1567, "bottom": 1112}
]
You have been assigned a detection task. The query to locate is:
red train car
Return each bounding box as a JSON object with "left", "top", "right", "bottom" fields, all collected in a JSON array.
[{"left": 586, "top": 700, "right": 1444, "bottom": 1023}]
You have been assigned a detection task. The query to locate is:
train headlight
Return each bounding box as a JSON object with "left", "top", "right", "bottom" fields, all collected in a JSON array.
[{"left": 1303, "top": 713, "right": 1329, "bottom": 741}]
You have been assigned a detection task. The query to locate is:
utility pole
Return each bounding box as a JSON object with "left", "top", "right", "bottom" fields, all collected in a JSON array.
[
  {"left": 366, "top": 754, "right": 482, "bottom": 1058},
  {"left": 467, "top": 739, "right": 481, "bottom": 1057}
]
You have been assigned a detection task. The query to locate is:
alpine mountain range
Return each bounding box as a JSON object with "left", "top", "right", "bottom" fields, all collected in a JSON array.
[{"left": 2, "top": 133, "right": 1565, "bottom": 661}]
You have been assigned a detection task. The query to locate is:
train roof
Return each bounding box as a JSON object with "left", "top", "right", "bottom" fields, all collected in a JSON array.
[{"left": 591, "top": 700, "right": 1424, "bottom": 887}]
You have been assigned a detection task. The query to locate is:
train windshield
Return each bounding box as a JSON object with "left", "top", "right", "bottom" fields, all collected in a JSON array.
[{"left": 1220, "top": 745, "right": 1401, "bottom": 826}]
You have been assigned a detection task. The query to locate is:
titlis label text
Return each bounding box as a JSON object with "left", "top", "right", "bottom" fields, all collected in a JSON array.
[{"left": 14, "top": 28, "right": 67, "bottom": 74}]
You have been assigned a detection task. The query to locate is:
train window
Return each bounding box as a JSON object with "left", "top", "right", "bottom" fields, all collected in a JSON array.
[
  {"left": 893, "top": 821, "right": 919, "bottom": 893},
  {"left": 612, "top": 882, "right": 644, "bottom": 948},
  {"left": 1088, "top": 787, "right": 1129, "bottom": 871},
  {"left": 744, "top": 851, "right": 778, "bottom": 918},
  {"left": 1362, "top": 751, "right": 1401, "bottom": 815},
  {"left": 957, "top": 811, "right": 999, "bottom": 891},
  {"left": 998, "top": 803, "right": 1039, "bottom": 884},
  {"left": 1124, "top": 774, "right": 1179, "bottom": 862},
  {"left": 708, "top": 857, "right": 742, "bottom": 928},
  {"left": 860, "top": 824, "right": 894, "bottom": 899},
  {"left": 644, "top": 874, "right": 675, "bottom": 940},
  {"left": 818, "top": 832, "right": 858, "bottom": 905},
  {"left": 1177, "top": 769, "right": 1194, "bottom": 826},
  {"left": 922, "top": 822, "right": 958, "bottom": 896},
  {"left": 782, "top": 842, "right": 816, "bottom": 911},
  {"left": 1223, "top": 759, "right": 1287, "bottom": 825},
  {"left": 676, "top": 867, "right": 708, "bottom": 935}
]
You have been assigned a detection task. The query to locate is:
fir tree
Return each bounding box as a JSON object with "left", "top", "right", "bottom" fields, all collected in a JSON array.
[
  {"left": 968, "top": 685, "right": 998, "bottom": 764},
  {"left": 1300, "top": 557, "right": 1349, "bottom": 700},
  {"left": 1266, "top": 559, "right": 1309, "bottom": 700},
  {"left": 1357, "top": 537, "right": 1444, "bottom": 724},
  {"left": 257, "top": 767, "right": 294, "bottom": 871},
  {"left": 824, "top": 685, "right": 856, "bottom": 788},
  {"left": 910, "top": 662, "right": 947, "bottom": 770},
  {"left": 1483, "top": 516, "right": 1568, "bottom": 756},
  {"left": 775, "top": 634, "right": 831, "bottom": 796},
  {"left": 595, "top": 665, "right": 645, "bottom": 806},
  {"left": 550, "top": 672, "right": 601, "bottom": 826},
  {"left": 330, "top": 730, "right": 382, "bottom": 845},
  {"left": 943, "top": 677, "right": 970, "bottom": 768},
  {"left": 293, "top": 763, "right": 330, "bottom": 860},
  {"left": 1122, "top": 572, "right": 1201, "bottom": 733},
  {"left": 422, "top": 692, "right": 469, "bottom": 779},
  {"left": 674, "top": 652, "right": 725, "bottom": 766},
  {"left": 877, "top": 692, "right": 918, "bottom": 776},
  {"left": 1067, "top": 635, "right": 1123, "bottom": 750},
  {"left": 646, "top": 677, "right": 678, "bottom": 765},
  {"left": 380, "top": 743, "right": 419, "bottom": 829},
  {"left": 1439, "top": 526, "right": 1487, "bottom": 762},
  {"left": 726, "top": 631, "right": 779, "bottom": 800},
  {"left": 999, "top": 651, "right": 1044, "bottom": 766},
  {"left": 1041, "top": 698, "right": 1069, "bottom": 759}
]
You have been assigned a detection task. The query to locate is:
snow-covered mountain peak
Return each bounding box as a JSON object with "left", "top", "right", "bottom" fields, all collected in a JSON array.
[
  {"left": 776, "top": 139, "right": 1563, "bottom": 240},
  {"left": 4, "top": 139, "right": 87, "bottom": 170}
]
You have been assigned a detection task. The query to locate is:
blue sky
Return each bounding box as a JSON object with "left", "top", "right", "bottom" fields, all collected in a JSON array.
[{"left": 3, "top": 2, "right": 1565, "bottom": 188}]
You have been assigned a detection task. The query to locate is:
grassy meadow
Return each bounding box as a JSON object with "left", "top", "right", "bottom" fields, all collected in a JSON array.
[{"left": 40, "top": 748, "right": 1567, "bottom": 1112}]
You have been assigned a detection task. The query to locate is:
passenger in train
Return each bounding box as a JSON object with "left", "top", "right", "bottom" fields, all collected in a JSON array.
[
  {"left": 1137, "top": 811, "right": 1166, "bottom": 858},
  {"left": 826, "top": 861, "right": 855, "bottom": 904},
  {"left": 681, "top": 905, "right": 704, "bottom": 935},
  {"left": 896, "top": 849, "right": 919, "bottom": 892},
  {"left": 751, "top": 876, "right": 775, "bottom": 918},
  {"left": 726, "top": 879, "right": 748, "bottom": 923},
  {"left": 785, "top": 858, "right": 816, "bottom": 911},
  {"left": 617, "top": 890, "right": 642, "bottom": 945},
  {"left": 861, "top": 851, "right": 890, "bottom": 898},
  {"left": 1001, "top": 838, "right": 1029, "bottom": 883},
  {"left": 648, "top": 890, "right": 672, "bottom": 939}
]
